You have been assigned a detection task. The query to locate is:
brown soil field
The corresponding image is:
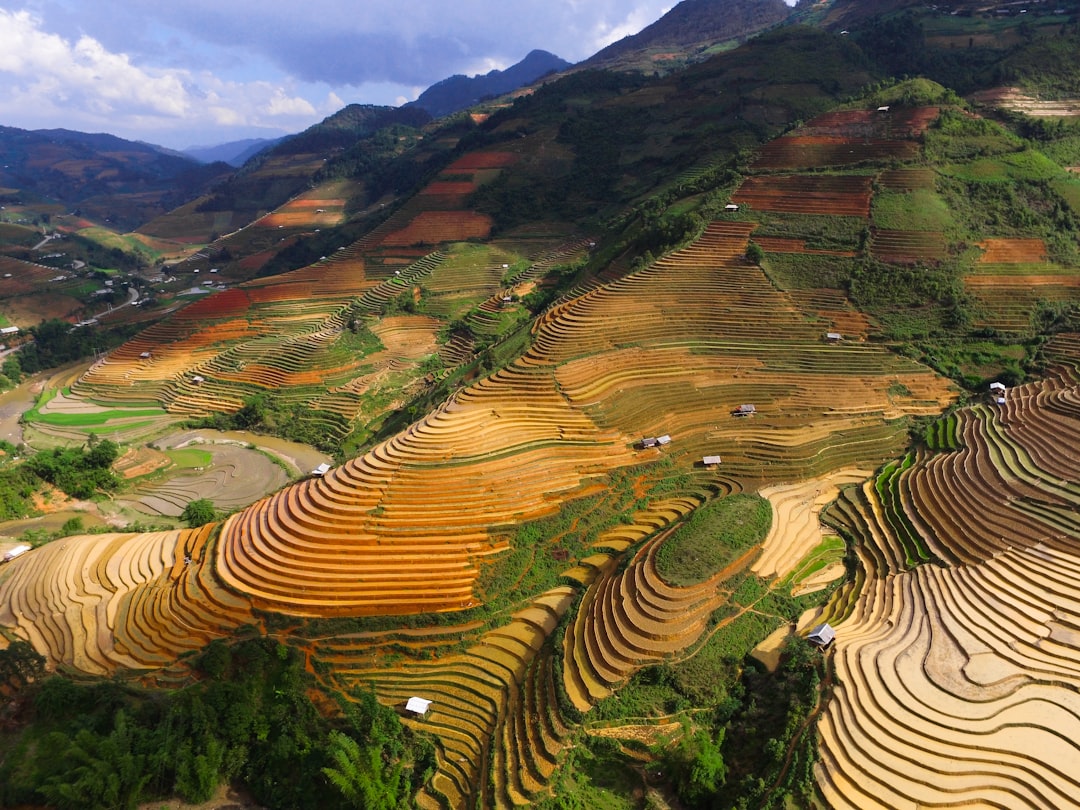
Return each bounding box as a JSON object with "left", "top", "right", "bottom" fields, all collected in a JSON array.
[
  {"left": 377, "top": 211, "right": 494, "bottom": 247},
  {"left": 734, "top": 173, "right": 872, "bottom": 217},
  {"left": 978, "top": 237, "right": 1049, "bottom": 264},
  {"left": 445, "top": 151, "right": 520, "bottom": 171}
]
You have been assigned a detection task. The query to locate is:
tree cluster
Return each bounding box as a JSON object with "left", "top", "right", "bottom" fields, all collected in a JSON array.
[{"left": 0, "top": 638, "right": 432, "bottom": 810}]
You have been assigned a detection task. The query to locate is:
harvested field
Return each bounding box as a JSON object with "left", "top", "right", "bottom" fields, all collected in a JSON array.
[
  {"left": 733, "top": 174, "right": 873, "bottom": 217},
  {"left": 979, "top": 238, "right": 1049, "bottom": 264},
  {"left": 118, "top": 442, "right": 288, "bottom": 517},
  {"left": 377, "top": 211, "right": 494, "bottom": 247},
  {"left": 972, "top": 86, "right": 1080, "bottom": 118},
  {"left": 818, "top": 367, "right": 1080, "bottom": 807},
  {"left": 753, "top": 468, "right": 870, "bottom": 580}
]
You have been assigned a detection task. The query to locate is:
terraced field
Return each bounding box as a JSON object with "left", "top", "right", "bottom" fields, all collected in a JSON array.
[
  {"left": 964, "top": 238, "right": 1080, "bottom": 332},
  {"left": 734, "top": 174, "right": 873, "bottom": 217},
  {"left": 15, "top": 97, "right": 1077, "bottom": 809},
  {"left": 0, "top": 524, "right": 255, "bottom": 677},
  {"left": 816, "top": 357, "right": 1080, "bottom": 808}
]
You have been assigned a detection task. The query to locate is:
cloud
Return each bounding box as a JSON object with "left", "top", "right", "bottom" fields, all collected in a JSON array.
[
  {"left": 591, "top": 5, "right": 671, "bottom": 51},
  {"left": 0, "top": 9, "right": 189, "bottom": 118},
  {"left": 0, "top": 1, "right": 680, "bottom": 145},
  {"left": 0, "top": 7, "right": 331, "bottom": 144}
]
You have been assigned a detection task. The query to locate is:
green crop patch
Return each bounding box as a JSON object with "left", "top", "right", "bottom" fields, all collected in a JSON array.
[
  {"left": 655, "top": 494, "right": 772, "bottom": 587},
  {"left": 944, "top": 150, "right": 1065, "bottom": 184},
  {"left": 872, "top": 188, "right": 954, "bottom": 232}
]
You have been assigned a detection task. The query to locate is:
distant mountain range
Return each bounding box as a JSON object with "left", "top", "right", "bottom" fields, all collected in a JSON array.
[
  {"left": 0, "top": 126, "right": 232, "bottom": 229},
  {"left": 184, "top": 138, "right": 285, "bottom": 167},
  {"left": 406, "top": 49, "right": 572, "bottom": 118}
]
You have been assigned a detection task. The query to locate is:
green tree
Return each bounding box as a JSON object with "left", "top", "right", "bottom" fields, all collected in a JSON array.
[
  {"left": 0, "top": 640, "right": 45, "bottom": 695},
  {"left": 181, "top": 498, "right": 217, "bottom": 527},
  {"left": 36, "top": 711, "right": 152, "bottom": 810},
  {"left": 321, "top": 730, "right": 407, "bottom": 810}
]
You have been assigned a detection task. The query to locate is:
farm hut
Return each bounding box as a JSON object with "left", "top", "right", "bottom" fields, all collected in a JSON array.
[
  {"left": 996, "top": 397, "right": 1007, "bottom": 406},
  {"left": 657, "top": 434, "right": 672, "bottom": 446},
  {"left": 989, "top": 381, "right": 1007, "bottom": 394},
  {"left": 877, "top": 105, "right": 890, "bottom": 112},
  {"left": 702, "top": 455, "right": 723, "bottom": 467},
  {"left": 2, "top": 544, "right": 31, "bottom": 563},
  {"left": 825, "top": 332, "right": 842, "bottom": 343},
  {"left": 311, "top": 463, "right": 332, "bottom": 477},
  {"left": 808, "top": 623, "right": 836, "bottom": 647},
  {"left": 139, "top": 351, "right": 152, "bottom": 359},
  {"left": 733, "top": 404, "right": 756, "bottom": 417},
  {"left": 405, "top": 697, "right": 432, "bottom": 716},
  {"left": 501, "top": 296, "right": 513, "bottom": 306},
  {"left": 0, "top": 326, "right": 18, "bottom": 335},
  {"left": 725, "top": 203, "right": 740, "bottom": 211},
  {"left": 641, "top": 437, "right": 660, "bottom": 448},
  {"left": 191, "top": 375, "right": 205, "bottom": 385}
]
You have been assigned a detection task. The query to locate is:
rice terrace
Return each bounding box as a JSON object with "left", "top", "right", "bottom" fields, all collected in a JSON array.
[{"left": 3, "top": 1, "right": 1080, "bottom": 808}]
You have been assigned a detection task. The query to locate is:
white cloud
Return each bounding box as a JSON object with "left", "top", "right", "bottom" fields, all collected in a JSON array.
[
  {"left": 266, "top": 89, "right": 317, "bottom": 117},
  {"left": 0, "top": 8, "right": 328, "bottom": 144},
  {"left": 592, "top": 5, "right": 665, "bottom": 51}
]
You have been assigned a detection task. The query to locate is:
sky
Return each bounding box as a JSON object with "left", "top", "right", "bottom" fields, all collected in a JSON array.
[{"left": 0, "top": 0, "right": 684, "bottom": 149}]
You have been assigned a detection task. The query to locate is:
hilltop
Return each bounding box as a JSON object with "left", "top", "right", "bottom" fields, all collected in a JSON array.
[{"left": 408, "top": 49, "right": 572, "bottom": 118}]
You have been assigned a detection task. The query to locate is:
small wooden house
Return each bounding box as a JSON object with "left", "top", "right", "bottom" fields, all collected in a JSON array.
[
  {"left": 702, "top": 455, "right": 722, "bottom": 467},
  {"left": 405, "top": 697, "right": 432, "bottom": 716},
  {"left": 734, "top": 404, "right": 756, "bottom": 417}
]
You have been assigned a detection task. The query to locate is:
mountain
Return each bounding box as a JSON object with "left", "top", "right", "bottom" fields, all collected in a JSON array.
[
  {"left": 407, "top": 49, "right": 572, "bottom": 118},
  {"left": 0, "top": 126, "right": 233, "bottom": 230},
  {"left": 184, "top": 137, "right": 284, "bottom": 167},
  {"left": 138, "top": 103, "right": 432, "bottom": 246},
  {"left": 582, "top": 0, "right": 794, "bottom": 72}
]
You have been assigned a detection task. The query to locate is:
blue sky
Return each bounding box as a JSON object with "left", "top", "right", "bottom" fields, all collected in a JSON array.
[{"left": 0, "top": 1, "right": 681, "bottom": 148}]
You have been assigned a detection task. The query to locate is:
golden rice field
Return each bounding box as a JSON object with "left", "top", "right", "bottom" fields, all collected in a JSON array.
[
  {"left": 816, "top": 356, "right": 1080, "bottom": 808},
  {"left": 9, "top": 100, "right": 1080, "bottom": 809}
]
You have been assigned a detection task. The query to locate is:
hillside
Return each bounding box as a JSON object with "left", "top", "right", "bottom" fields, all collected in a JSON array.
[
  {"left": 582, "top": 0, "right": 793, "bottom": 72},
  {"left": 408, "top": 49, "right": 572, "bottom": 118},
  {"left": 0, "top": 126, "right": 232, "bottom": 230},
  {"left": 3, "top": 7, "right": 1080, "bottom": 810}
]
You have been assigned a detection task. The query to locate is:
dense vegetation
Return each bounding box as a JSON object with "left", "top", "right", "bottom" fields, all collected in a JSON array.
[
  {"left": 23, "top": 436, "right": 120, "bottom": 499},
  {"left": 0, "top": 638, "right": 430, "bottom": 810}
]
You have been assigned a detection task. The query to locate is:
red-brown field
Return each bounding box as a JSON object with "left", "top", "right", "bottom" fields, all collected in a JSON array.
[
  {"left": 445, "top": 151, "right": 520, "bottom": 171},
  {"left": 752, "top": 236, "right": 855, "bottom": 256},
  {"left": 734, "top": 174, "right": 872, "bottom": 217},
  {"left": 377, "top": 211, "right": 494, "bottom": 247},
  {"left": 979, "top": 237, "right": 1049, "bottom": 264}
]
